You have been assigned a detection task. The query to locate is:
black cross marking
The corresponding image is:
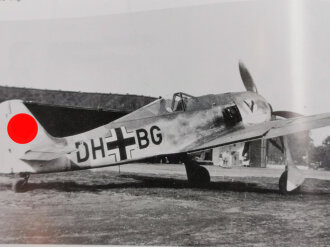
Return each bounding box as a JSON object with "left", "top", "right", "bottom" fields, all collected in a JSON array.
[
  {"left": 106, "top": 128, "right": 136, "bottom": 161},
  {"left": 244, "top": 100, "right": 255, "bottom": 112}
]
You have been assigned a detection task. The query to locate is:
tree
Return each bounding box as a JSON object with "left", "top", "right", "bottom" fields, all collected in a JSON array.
[{"left": 310, "top": 136, "right": 330, "bottom": 170}]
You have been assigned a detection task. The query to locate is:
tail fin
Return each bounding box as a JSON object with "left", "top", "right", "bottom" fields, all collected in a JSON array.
[{"left": 0, "top": 100, "right": 61, "bottom": 173}]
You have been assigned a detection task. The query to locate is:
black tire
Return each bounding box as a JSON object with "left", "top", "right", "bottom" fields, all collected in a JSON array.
[
  {"left": 189, "top": 166, "right": 211, "bottom": 187},
  {"left": 279, "top": 171, "right": 301, "bottom": 195},
  {"left": 12, "top": 178, "right": 28, "bottom": 193}
]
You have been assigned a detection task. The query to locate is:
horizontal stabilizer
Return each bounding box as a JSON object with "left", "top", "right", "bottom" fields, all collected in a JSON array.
[{"left": 21, "top": 146, "right": 76, "bottom": 161}]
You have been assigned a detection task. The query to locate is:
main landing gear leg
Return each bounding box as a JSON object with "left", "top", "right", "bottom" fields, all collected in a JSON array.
[
  {"left": 12, "top": 173, "right": 30, "bottom": 193},
  {"left": 181, "top": 154, "right": 210, "bottom": 187}
]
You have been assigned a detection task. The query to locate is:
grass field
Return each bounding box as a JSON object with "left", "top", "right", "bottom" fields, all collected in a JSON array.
[{"left": 0, "top": 164, "right": 329, "bottom": 246}]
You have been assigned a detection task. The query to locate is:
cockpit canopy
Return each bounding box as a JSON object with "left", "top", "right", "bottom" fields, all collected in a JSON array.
[
  {"left": 171, "top": 92, "right": 195, "bottom": 112},
  {"left": 171, "top": 92, "right": 211, "bottom": 112},
  {"left": 114, "top": 91, "right": 213, "bottom": 123}
]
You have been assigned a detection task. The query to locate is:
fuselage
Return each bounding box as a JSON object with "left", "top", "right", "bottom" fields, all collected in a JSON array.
[{"left": 0, "top": 91, "right": 272, "bottom": 174}]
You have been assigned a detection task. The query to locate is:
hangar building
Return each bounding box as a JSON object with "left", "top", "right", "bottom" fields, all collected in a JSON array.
[{"left": 0, "top": 86, "right": 156, "bottom": 137}]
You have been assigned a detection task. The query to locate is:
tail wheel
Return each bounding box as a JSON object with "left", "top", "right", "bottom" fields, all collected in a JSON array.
[
  {"left": 279, "top": 171, "right": 301, "bottom": 195},
  {"left": 12, "top": 178, "right": 28, "bottom": 193},
  {"left": 12, "top": 173, "right": 30, "bottom": 193}
]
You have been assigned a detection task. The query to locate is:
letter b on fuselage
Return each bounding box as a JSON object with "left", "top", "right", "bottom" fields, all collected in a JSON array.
[{"left": 136, "top": 125, "right": 162, "bottom": 149}]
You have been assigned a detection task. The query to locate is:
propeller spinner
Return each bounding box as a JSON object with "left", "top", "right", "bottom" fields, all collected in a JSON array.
[{"left": 238, "top": 61, "right": 302, "bottom": 119}]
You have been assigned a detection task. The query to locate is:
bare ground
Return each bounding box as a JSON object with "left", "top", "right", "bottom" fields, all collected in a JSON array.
[{"left": 0, "top": 164, "right": 329, "bottom": 246}]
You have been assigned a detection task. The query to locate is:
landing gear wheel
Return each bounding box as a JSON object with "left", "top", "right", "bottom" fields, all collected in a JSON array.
[
  {"left": 181, "top": 153, "right": 211, "bottom": 187},
  {"left": 279, "top": 171, "right": 301, "bottom": 195},
  {"left": 188, "top": 166, "right": 211, "bottom": 187}
]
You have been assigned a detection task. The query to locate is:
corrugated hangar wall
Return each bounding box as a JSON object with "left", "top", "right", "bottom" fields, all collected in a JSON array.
[{"left": 0, "top": 86, "right": 156, "bottom": 137}]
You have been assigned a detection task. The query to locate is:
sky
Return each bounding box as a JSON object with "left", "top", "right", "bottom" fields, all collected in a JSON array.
[{"left": 1, "top": 0, "right": 330, "bottom": 144}]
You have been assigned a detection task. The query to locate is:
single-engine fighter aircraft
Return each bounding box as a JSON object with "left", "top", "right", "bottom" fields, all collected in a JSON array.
[{"left": 2, "top": 62, "right": 330, "bottom": 194}]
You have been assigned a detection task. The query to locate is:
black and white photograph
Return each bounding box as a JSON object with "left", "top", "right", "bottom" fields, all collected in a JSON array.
[{"left": 0, "top": 0, "right": 330, "bottom": 246}]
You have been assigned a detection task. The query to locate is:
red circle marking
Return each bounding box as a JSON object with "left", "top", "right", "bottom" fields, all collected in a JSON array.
[{"left": 7, "top": 113, "right": 38, "bottom": 144}]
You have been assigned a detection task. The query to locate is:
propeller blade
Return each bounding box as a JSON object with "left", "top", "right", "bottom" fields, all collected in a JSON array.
[
  {"left": 272, "top": 111, "right": 303, "bottom": 119},
  {"left": 239, "top": 61, "right": 258, "bottom": 93}
]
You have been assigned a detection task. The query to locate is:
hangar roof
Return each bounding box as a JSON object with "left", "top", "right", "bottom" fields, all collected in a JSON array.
[{"left": 0, "top": 86, "right": 156, "bottom": 112}]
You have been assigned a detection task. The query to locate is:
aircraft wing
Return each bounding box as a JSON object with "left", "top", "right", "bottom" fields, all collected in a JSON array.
[
  {"left": 183, "top": 112, "right": 330, "bottom": 153},
  {"left": 21, "top": 146, "right": 77, "bottom": 161}
]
